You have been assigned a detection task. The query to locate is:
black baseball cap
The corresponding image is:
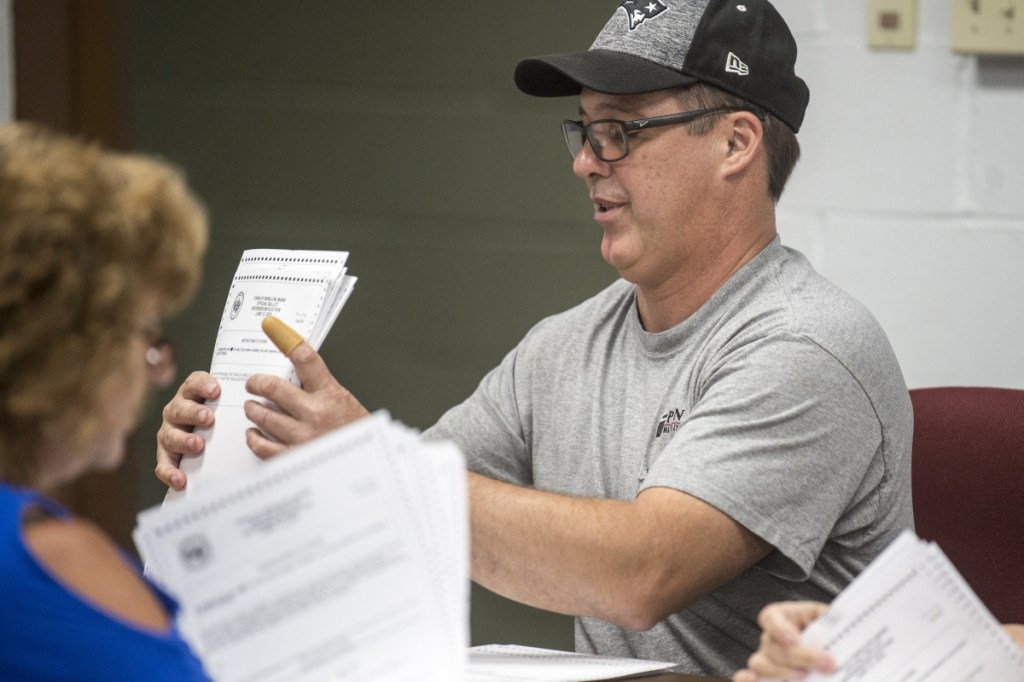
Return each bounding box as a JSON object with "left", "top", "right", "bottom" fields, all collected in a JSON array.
[{"left": 514, "top": 0, "right": 809, "bottom": 133}]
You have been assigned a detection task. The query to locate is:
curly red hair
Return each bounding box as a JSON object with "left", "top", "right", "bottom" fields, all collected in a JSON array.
[{"left": 0, "top": 123, "right": 208, "bottom": 485}]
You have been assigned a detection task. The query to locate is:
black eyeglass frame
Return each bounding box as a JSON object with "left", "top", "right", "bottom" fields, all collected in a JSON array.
[{"left": 561, "top": 106, "right": 762, "bottom": 163}]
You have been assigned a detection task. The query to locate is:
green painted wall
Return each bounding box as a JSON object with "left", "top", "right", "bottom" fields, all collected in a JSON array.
[{"left": 132, "top": 1, "right": 618, "bottom": 651}]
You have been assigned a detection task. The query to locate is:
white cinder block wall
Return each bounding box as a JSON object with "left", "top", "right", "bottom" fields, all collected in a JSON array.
[{"left": 772, "top": 1, "right": 1024, "bottom": 390}]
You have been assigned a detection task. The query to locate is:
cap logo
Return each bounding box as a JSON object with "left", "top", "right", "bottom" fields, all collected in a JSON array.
[
  {"left": 619, "top": 0, "right": 668, "bottom": 31},
  {"left": 725, "top": 52, "right": 749, "bottom": 76}
]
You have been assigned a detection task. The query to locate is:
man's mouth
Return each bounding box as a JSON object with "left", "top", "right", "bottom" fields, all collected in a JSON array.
[{"left": 592, "top": 195, "right": 624, "bottom": 214}]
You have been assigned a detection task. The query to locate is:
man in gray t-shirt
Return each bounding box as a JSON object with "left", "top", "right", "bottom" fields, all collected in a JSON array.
[
  {"left": 157, "top": 1, "right": 913, "bottom": 677},
  {"left": 425, "top": 239, "right": 912, "bottom": 674}
]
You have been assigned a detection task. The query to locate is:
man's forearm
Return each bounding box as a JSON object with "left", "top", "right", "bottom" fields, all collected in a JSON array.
[{"left": 467, "top": 471, "right": 771, "bottom": 630}]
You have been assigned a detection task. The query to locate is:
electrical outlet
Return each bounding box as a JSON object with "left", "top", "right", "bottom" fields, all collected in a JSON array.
[
  {"left": 952, "top": 0, "right": 1024, "bottom": 55},
  {"left": 868, "top": 0, "right": 917, "bottom": 49}
]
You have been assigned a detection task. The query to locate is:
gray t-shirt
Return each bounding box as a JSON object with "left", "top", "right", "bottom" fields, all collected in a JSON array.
[{"left": 425, "top": 238, "right": 914, "bottom": 676}]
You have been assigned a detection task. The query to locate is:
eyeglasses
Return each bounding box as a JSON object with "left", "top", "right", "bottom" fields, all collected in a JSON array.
[{"left": 561, "top": 107, "right": 749, "bottom": 162}]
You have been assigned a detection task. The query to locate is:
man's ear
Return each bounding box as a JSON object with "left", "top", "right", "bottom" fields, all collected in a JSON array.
[{"left": 721, "top": 111, "right": 763, "bottom": 177}]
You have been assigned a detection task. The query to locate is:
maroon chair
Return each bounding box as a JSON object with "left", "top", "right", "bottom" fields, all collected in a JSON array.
[{"left": 910, "top": 386, "right": 1024, "bottom": 625}]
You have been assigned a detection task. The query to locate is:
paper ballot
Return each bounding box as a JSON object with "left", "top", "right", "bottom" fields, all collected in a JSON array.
[
  {"left": 466, "top": 644, "right": 676, "bottom": 681},
  {"left": 167, "top": 249, "right": 356, "bottom": 500},
  {"left": 135, "top": 412, "right": 469, "bottom": 682},
  {"left": 798, "top": 530, "right": 1024, "bottom": 682}
]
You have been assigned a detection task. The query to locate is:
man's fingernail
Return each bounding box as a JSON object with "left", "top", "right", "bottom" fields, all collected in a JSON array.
[
  {"left": 197, "top": 408, "right": 211, "bottom": 424},
  {"left": 170, "top": 474, "right": 182, "bottom": 489},
  {"left": 204, "top": 382, "right": 218, "bottom": 396},
  {"left": 186, "top": 435, "right": 199, "bottom": 451}
]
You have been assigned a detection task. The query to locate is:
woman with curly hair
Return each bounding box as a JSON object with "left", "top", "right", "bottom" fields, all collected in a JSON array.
[{"left": 0, "top": 122, "right": 211, "bottom": 680}]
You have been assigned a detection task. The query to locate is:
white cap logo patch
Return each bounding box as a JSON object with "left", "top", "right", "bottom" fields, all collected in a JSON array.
[
  {"left": 620, "top": 0, "right": 669, "bottom": 31},
  {"left": 725, "top": 52, "right": 749, "bottom": 75}
]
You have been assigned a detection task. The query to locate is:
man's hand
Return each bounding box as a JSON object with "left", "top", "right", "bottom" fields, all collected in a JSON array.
[
  {"left": 732, "top": 601, "right": 835, "bottom": 682},
  {"left": 242, "top": 340, "right": 370, "bottom": 458},
  {"left": 155, "top": 371, "right": 221, "bottom": 491},
  {"left": 155, "top": 340, "right": 368, "bottom": 490}
]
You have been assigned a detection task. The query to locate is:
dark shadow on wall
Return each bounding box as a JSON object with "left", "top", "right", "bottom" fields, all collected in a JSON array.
[{"left": 130, "top": 0, "right": 617, "bottom": 652}]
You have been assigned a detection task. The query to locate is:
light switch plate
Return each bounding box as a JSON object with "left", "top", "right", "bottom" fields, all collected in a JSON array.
[{"left": 868, "top": 0, "right": 918, "bottom": 49}]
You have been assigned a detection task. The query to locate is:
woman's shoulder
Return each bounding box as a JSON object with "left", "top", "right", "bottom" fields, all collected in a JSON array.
[{"left": 24, "top": 514, "right": 171, "bottom": 631}]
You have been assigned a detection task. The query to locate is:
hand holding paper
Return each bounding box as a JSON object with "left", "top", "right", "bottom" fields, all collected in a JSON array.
[
  {"left": 797, "top": 532, "right": 1024, "bottom": 681},
  {"left": 165, "top": 250, "right": 357, "bottom": 501},
  {"left": 242, "top": 316, "right": 371, "bottom": 459}
]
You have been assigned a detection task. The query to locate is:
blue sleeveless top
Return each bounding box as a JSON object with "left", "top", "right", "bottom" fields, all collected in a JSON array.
[{"left": 0, "top": 482, "right": 210, "bottom": 681}]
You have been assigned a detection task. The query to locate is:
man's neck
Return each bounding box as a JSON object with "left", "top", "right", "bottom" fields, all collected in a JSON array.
[{"left": 634, "top": 228, "right": 776, "bottom": 333}]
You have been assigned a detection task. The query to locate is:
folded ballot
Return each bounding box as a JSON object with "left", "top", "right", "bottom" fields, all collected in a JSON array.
[
  {"left": 135, "top": 412, "right": 469, "bottom": 682},
  {"left": 166, "top": 249, "right": 356, "bottom": 500},
  {"left": 799, "top": 530, "right": 1024, "bottom": 681}
]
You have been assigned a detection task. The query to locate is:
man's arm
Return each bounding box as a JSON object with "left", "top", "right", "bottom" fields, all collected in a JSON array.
[
  {"left": 470, "top": 472, "right": 771, "bottom": 630},
  {"left": 248, "top": 343, "right": 772, "bottom": 627},
  {"left": 158, "top": 342, "right": 771, "bottom": 629}
]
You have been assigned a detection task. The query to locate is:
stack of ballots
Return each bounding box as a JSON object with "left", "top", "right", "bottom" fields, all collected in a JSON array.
[
  {"left": 168, "top": 249, "right": 358, "bottom": 501},
  {"left": 800, "top": 530, "right": 1024, "bottom": 680},
  {"left": 134, "top": 412, "right": 469, "bottom": 681}
]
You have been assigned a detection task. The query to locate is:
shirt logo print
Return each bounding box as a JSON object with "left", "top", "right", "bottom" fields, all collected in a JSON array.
[{"left": 656, "top": 408, "right": 686, "bottom": 437}]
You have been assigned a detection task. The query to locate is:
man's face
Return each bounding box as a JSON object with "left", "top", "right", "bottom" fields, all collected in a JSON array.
[{"left": 573, "top": 88, "right": 721, "bottom": 290}]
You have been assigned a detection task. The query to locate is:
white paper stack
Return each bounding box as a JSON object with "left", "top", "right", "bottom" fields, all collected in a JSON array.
[
  {"left": 135, "top": 412, "right": 469, "bottom": 682},
  {"left": 466, "top": 644, "right": 675, "bottom": 681},
  {"left": 168, "top": 249, "right": 357, "bottom": 500},
  {"left": 800, "top": 530, "right": 1024, "bottom": 681}
]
